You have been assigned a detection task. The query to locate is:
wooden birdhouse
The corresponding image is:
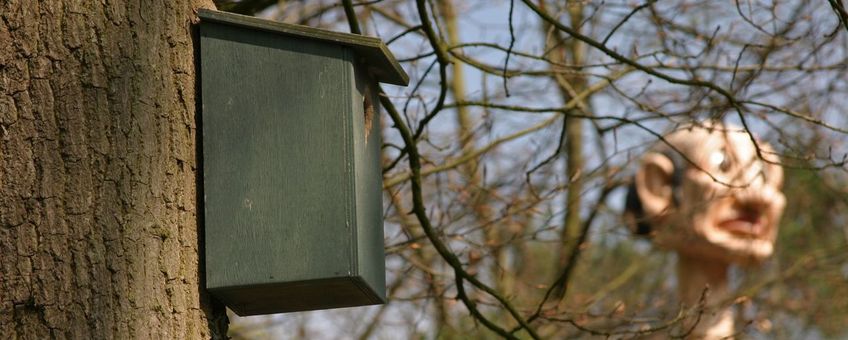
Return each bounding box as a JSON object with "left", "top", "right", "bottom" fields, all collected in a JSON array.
[{"left": 198, "top": 9, "right": 408, "bottom": 316}]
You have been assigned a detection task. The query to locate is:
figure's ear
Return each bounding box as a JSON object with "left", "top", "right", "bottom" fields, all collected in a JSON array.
[{"left": 634, "top": 152, "right": 676, "bottom": 218}]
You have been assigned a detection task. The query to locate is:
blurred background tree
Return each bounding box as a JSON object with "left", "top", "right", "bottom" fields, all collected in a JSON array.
[{"left": 214, "top": 0, "right": 848, "bottom": 338}]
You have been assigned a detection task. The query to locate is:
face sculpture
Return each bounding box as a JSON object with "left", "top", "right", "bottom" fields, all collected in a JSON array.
[{"left": 625, "top": 123, "right": 786, "bottom": 265}]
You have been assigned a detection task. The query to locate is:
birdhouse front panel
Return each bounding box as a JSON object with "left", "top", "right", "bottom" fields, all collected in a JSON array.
[{"left": 198, "top": 9, "right": 406, "bottom": 315}]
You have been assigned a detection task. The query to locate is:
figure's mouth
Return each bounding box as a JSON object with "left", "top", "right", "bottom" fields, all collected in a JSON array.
[{"left": 717, "top": 213, "right": 766, "bottom": 238}]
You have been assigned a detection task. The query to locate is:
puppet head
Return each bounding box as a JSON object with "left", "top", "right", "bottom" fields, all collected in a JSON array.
[{"left": 625, "top": 123, "right": 786, "bottom": 265}]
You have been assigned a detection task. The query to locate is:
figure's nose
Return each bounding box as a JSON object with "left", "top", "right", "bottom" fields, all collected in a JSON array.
[{"left": 731, "top": 181, "right": 783, "bottom": 217}]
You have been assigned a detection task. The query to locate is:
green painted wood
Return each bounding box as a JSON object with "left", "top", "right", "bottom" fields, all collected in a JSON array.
[
  {"left": 352, "top": 71, "right": 387, "bottom": 301},
  {"left": 200, "top": 13, "right": 393, "bottom": 315},
  {"left": 198, "top": 9, "right": 409, "bottom": 86}
]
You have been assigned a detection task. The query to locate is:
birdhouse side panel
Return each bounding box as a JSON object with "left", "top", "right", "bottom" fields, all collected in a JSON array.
[{"left": 350, "top": 71, "right": 387, "bottom": 301}]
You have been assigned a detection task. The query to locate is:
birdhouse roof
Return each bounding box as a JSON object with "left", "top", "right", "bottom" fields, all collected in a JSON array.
[{"left": 198, "top": 9, "right": 409, "bottom": 86}]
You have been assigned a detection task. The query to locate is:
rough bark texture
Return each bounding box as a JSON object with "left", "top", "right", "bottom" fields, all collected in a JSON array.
[{"left": 0, "top": 0, "right": 227, "bottom": 338}]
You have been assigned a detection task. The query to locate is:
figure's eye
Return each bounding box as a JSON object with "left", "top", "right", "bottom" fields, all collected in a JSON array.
[
  {"left": 755, "top": 159, "right": 772, "bottom": 182},
  {"left": 753, "top": 159, "right": 766, "bottom": 180},
  {"left": 710, "top": 150, "right": 731, "bottom": 173}
]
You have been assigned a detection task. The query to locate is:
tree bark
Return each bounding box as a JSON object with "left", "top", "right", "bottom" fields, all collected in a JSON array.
[{"left": 0, "top": 0, "right": 227, "bottom": 338}]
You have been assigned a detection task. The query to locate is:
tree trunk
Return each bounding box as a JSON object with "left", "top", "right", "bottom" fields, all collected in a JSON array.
[
  {"left": 539, "top": 1, "right": 589, "bottom": 286},
  {"left": 0, "top": 0, "right": 228, "bottom": 338}
]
